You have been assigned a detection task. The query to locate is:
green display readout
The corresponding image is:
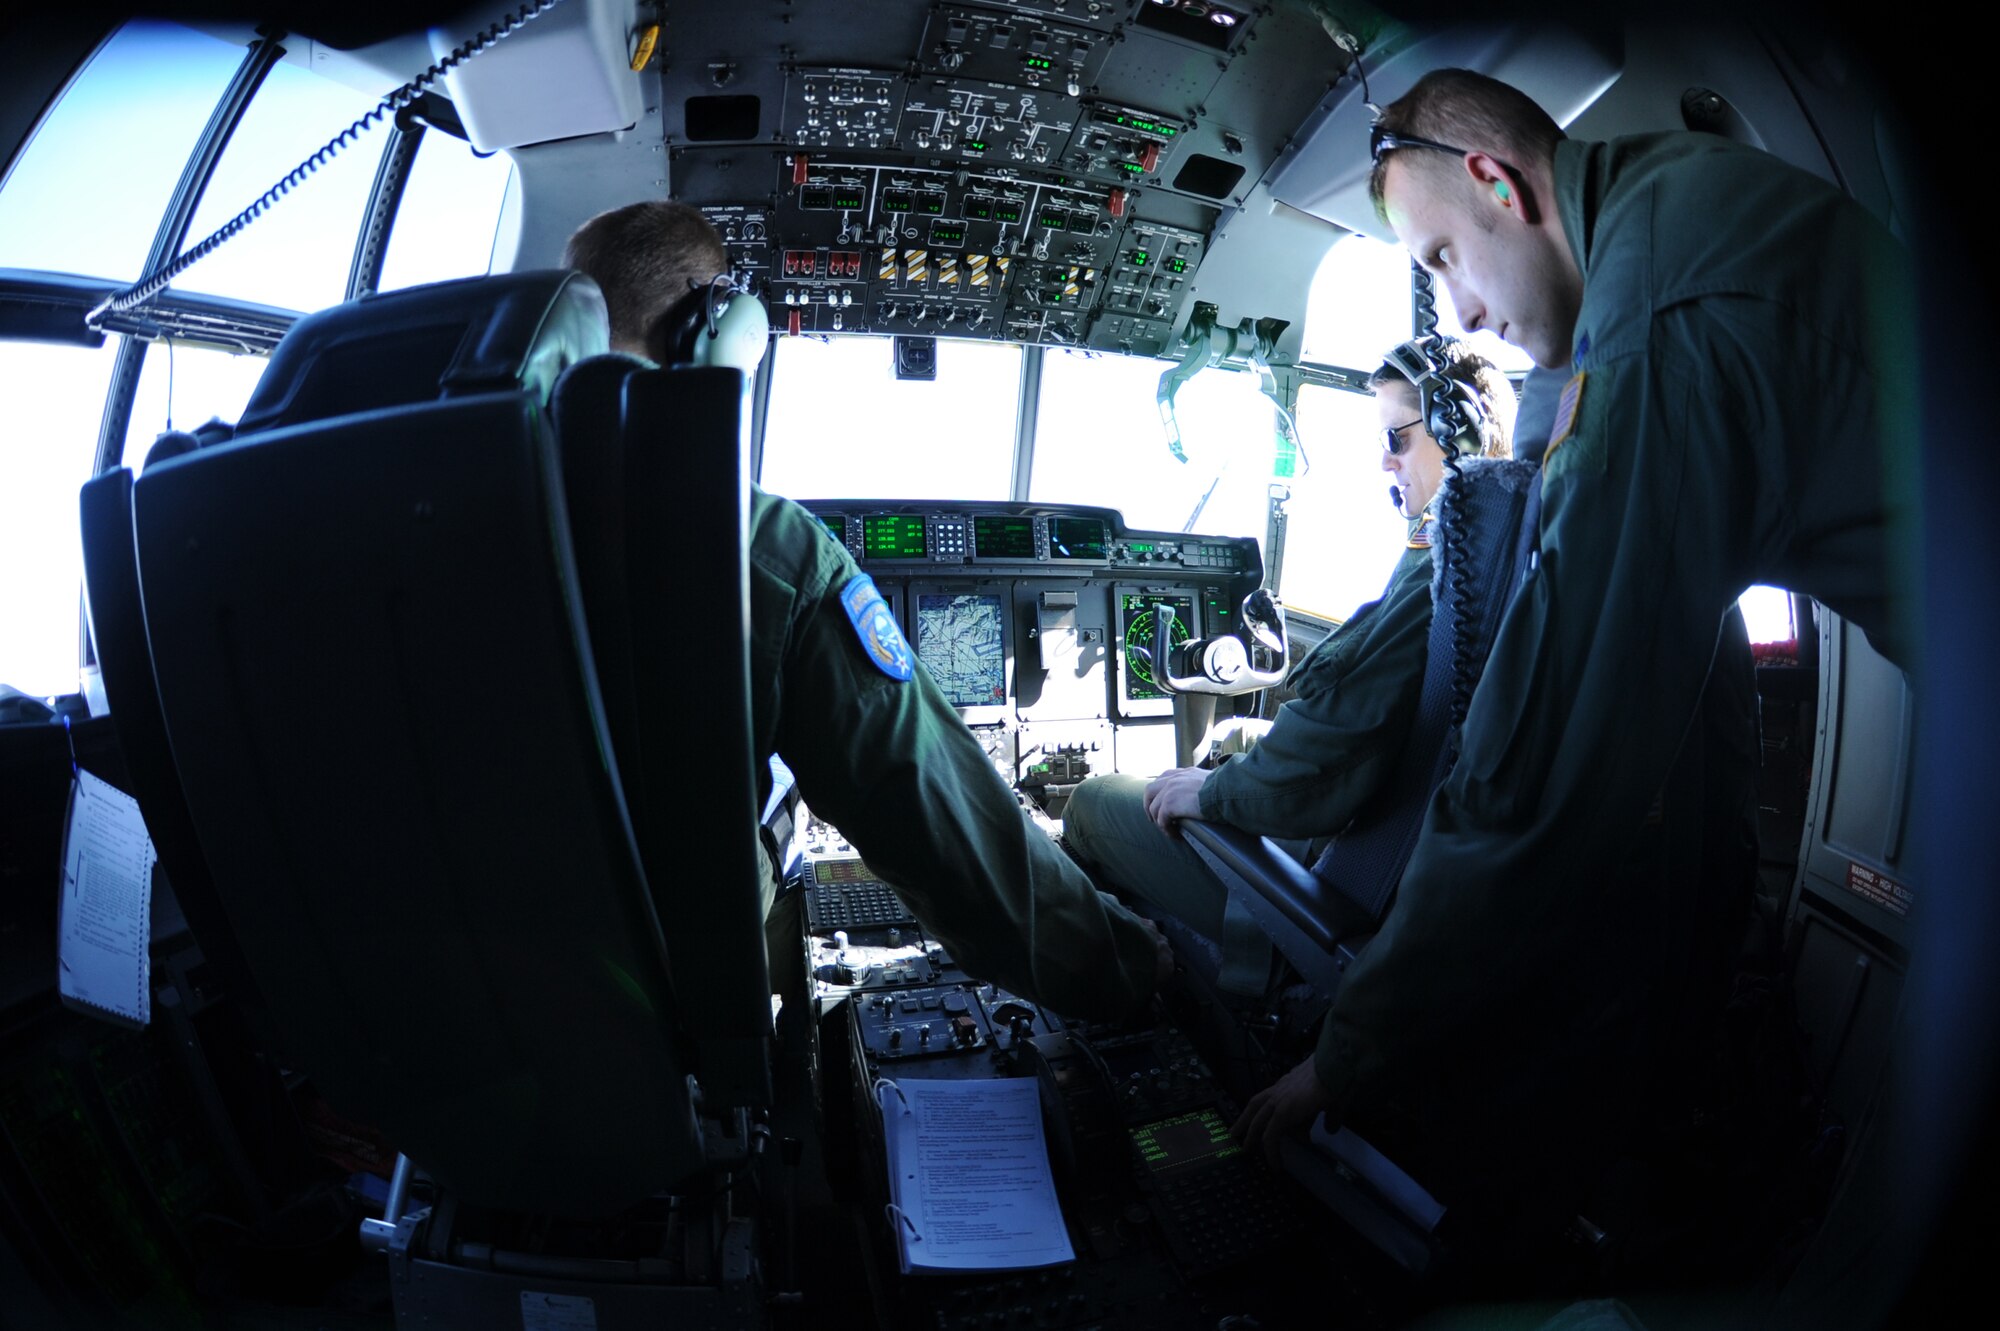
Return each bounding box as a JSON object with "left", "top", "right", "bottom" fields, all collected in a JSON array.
[
  {"left": 919, "top": 193, "right": 947, "bottom": 215},
  {"left": 930, "top": 224, "right": 966, "bottom": 247},
  {"left": 1130, "top": 1110, "right": 1240, "bottom": 1176},
  {"left": 883, "top": 193, "right": 913, "bottom": 213},
  {"left": 1024, "top": 56, "right": 1053, "bottom": 71},
  {"left": 973, "top": 516, "right": 1036, "bottom": 560},
  {"left": 966, "top": 140, "right": 989, "bottom": 153},
  {"left": 862, "top": 514, "right": 929, "bottom": 559},
  {"left": 1130, "top": 249, "right": 1150, "bottom": 267},
  {"left": 1104, "top": 112, "right": 1178, "bottom": 138},
  {"left": 832, "top": 189, "right": 865, "bottom": 210},
  {"left": 995, "top": 203, "right": 1023, "bottom": 224},
  {"left": 818, "top": 513, "right": 847, "bottom": 544},
  {"left": 1127, "top": 541, "right": 1154, "bottom": 553},
  {"left": 1036, "top": 209, "right": 1068, "bottom": 230},
  {"left": 801, "top": 186, "right": 833, "bottom": 210},
  {"left": 1166, "top": 255, "right": 1189, "bottom": 273},
  {"left": 966, "top": 198, "right": 994, "bottom": 219},
  {"left": 1066, "top": 213, "right": 1096, "bottom": 234},
  {"left": 1118, "top": 161, "right": 1145, "bottom": 175},
  {"left": 1049, "top": 517, "right": 1106, "bottom": 559}
]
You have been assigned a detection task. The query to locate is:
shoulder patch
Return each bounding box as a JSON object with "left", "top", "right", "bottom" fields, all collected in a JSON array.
[
  {"left": 1545, "top": 371, "right": 1587, "bottom": 460},
  {"left": 839, "top": 574, "right": 913, "bottom": 681},
  {"left": 1406, "top": 512, "right": 1433, "bottom": 549}
]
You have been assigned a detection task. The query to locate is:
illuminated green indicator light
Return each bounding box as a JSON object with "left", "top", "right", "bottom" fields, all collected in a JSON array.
[
  {"left": 1129, "top": 542, "right": 1153, "bottom": 553},
  {"left": 884, "top": 195, "right": 912, "bottom": 212},
  {"left": 967, "top": 200, "right": 993, "bottom": 218},
  {"left": 967, "top": 140, "right": 988, "bottom": 152},
  {"left": 1167, "top": 256, "right": 1188, "bottom": 273},
  {"left": 833, "top": 191, "right": 864, "bottom": 210},
  {"left": 1025, "top": 57, "right": 1052, "bottom": 70},
  {"left": 920, "top": 194, "right": 946, "bottom": 214},
  {"left": 1132, "top": 250, "right": 1149, "bottom": 266},
  {"left": 1038, "top": 211, "right": 1066, "bottom": 229},
  {"left": 1118, "top": 162, "right": 1144, "bottom": 174}
]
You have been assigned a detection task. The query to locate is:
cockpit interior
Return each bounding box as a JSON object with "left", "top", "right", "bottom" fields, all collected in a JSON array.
[{"left": 0, "top": 2, "right": 1989, "bottom": 1329}]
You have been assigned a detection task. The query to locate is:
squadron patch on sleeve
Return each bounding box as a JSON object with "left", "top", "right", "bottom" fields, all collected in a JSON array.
[
  {"left": 1545, "top": 371, "right": 1587, "bottom": 460},
  {"left": 840, "top": 574, "right": 913, "bottom": 681}
]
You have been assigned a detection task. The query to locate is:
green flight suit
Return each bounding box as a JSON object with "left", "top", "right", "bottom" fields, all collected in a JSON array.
[
  {"left": 748, "top": 486, "right": 1159, "bottom": 1023},
  {"left": 1201, "top": 532, "right": 1435, "bottom": 833},
  {"left": 1312, "top": 132, "right": 1913, "bottom": 1139}
]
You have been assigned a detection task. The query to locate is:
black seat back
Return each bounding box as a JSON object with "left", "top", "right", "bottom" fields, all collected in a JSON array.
[
  {"left": 1311, "top": 458, "right": 1542, "bottom": 921},
  {"left": 552, "top": 355, "right": 772, "bottom": 1107},
  {"left": 132, "top": 391, "right": 705, "bottom": 1216}
]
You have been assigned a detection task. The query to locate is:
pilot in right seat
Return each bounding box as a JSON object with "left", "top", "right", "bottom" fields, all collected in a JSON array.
[
  {"left": 562, "top": 201, "right": 1173, "bottom": 1023},
  {"left": 1064, "top": 340, "right": 1516, "bottom": 997}
]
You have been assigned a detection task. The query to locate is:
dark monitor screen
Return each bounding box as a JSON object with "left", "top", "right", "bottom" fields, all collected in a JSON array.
[
  {"left": 863, "top": 514, "right": 928, "bottom": 559},
  {"left": 1119, "top": 592, "right": 1194, "bottom": 702},
  {"left": 973, "top": 515, "right": 1036, "bottom": 560},
  {"left": 915, "top": 592, "right": 1007, "bottom": 708},
  {"left": 1049, "top": 517, "right": 1105, "bottom": 560},
  {"left": 818, "top": 513, "right": 847, "bottom": 545}
]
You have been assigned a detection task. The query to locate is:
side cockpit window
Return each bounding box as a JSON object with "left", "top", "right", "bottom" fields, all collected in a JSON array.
[{"left": 0, "top": 21, "right": 247, "bottom": 699}]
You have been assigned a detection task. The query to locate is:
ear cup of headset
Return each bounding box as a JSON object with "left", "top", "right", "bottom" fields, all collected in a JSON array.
[
  {"left": 659, "top": 280, "right": 770, "bottom": 374},
  {"left": 695, "top": 289, "right": 770, "bottom": 374},
  {"left": 657, "top": 287, "right": 712, "bottom": 367}
]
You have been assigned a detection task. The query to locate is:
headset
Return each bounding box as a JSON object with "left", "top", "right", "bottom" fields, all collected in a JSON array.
[
  {"left": 1380, "top": 337, "right": 1488, "bottom": 512},
  {"left": 658, "top": 271, "right": 771, "bottom": 373},
  {"left": 1381, "top": 338, "right": 1487, "bottom": 458}
]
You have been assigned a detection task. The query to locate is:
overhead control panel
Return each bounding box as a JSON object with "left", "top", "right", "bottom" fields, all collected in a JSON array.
[
  {"left": 783, "top": 68, "right": 904, "bottom": 152},
  {"left": 763, "top": 157, "right": 1140, "bottom": 341},
  {"left": 1092, "top": 218, "right": 1204, "bottom": 354},
  {"left": 919, "top": 4, "right": 1115, "bottom": 92},
  {"left": 669, "top": 0, "right": 1330, "bottom": 351}
]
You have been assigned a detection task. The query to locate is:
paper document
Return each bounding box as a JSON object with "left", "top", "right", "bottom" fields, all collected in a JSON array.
[
  {"left": 57, "top": 769, "right": 157, "bottom": 1028},
  {"left": 877, "top": 1075, "right": 1075, "bottom": 1274}
]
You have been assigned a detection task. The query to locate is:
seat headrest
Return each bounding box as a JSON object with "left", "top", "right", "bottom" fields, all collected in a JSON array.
[{"left": 233, "top": 271, "right": 609, "bottom": 438}]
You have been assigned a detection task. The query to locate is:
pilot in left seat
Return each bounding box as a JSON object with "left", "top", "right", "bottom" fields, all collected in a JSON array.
[{"left": 563, "top": 202, "right": 1174, "bottom": 1021}]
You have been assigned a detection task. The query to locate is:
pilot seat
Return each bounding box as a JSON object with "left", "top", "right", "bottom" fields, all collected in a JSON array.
[{"left": 80, "top": 270, "right": 783, "bottom": 1327}]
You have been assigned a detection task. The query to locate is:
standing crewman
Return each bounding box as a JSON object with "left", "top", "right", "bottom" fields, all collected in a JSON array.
[
  {"left": 1234, "top": 68, "right": 1912, "bottom": 1248},
  {"left": 564, "top": 201, "right": 1173, "bottom": 1022}
]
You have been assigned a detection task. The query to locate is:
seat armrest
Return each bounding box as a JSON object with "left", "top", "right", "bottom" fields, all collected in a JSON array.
[{"left": 1180, "top": 820, "right": 1377, "bottom": 953}]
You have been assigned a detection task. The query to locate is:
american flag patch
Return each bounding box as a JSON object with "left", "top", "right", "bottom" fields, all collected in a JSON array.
[
  {"left": 1546, "top": 370, "right": 1587, "bottom": 458},
  {"left": 1407, "top": 513, "right": 1434, "bottom": 549}
]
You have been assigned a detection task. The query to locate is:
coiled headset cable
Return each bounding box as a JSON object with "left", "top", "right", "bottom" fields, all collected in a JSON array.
[
  {"left": 1409, "top": 261, "right": 1480, "bottom": 734},
  {"left": 87, "top": 0, "right": 569, "bottom": 328}
]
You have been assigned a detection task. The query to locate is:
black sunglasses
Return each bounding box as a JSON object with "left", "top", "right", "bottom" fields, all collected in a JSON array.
[
  {"left": 1369, "top": 125, "right": 1470, "bottom": 163},
  {"left": 1382, "top": 418, "right": 1424, "bottom": 456}
]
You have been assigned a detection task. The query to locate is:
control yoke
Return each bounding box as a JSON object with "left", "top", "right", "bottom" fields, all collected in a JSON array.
[{"left": 1148, "top": 588, "right": 1288, "bottom": 696}]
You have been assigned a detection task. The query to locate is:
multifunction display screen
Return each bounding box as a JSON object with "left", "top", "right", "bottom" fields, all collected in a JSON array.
[
  {"left": 1119, "top": 593, "right": 1193, "bottom": 702},
  {"left": 915, "top": 593, "right": 1007, "bottom": 708},
  {"left": 1131, "top": 1109, "right": 1241, "bottom": 1176},
  {"left": 818, "top": 513, "right": 848, "bottom": 545},
  {"left": 1049, "top": 517, "right": 1106, "bottom": 560},
  {"left": 973, "top": 516, "right": 1036, "bottom": 560},
  {"left": 862, "top": 515, "right": 929, "bottom": 559}
]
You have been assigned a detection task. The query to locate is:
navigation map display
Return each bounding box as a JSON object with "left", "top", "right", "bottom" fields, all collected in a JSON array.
[
  {"left": 1119, "top": 592, "right": 1194, "bottom": 703},
  {"left": 915, "top": 593, "right": 1008, "bottom": 710}
]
